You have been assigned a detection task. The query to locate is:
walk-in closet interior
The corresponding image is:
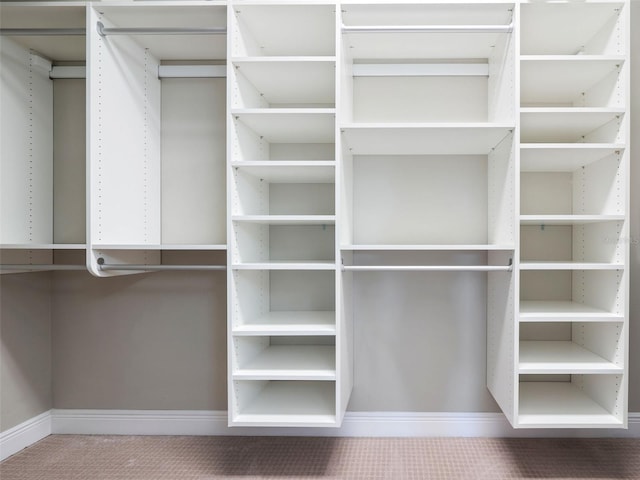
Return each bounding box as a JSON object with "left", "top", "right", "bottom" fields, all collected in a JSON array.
[{"left": 0, "top": 0, "right": 633, "bottom": 437}]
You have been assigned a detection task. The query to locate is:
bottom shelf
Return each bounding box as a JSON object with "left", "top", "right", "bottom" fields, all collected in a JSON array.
[
  {"left": 518, "top": 382, "right": 623, "bottom": 428},
  {"left": 232, "top": 381, "right": 336, "bottom": 427}
]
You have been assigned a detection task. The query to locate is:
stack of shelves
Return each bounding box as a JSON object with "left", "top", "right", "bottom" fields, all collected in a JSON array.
[
  {"left": 0, "top": 2, "right": 87, "bottom": 273},
  {"left": 517, "top": 1, "right": 629, "bottom": 428},
  {"left": 86, "top": 2, "right": 228, "bottom": 276},
  {"left": 227, "top": 2, "right": 345, "bottom": 426}
]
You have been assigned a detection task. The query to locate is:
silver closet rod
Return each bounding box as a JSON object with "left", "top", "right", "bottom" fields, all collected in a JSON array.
[
  {"left": 97, "top": 22, "right": 226, "bottom": 37},
  {"left": 97, "top": 263, "right": 227, "bottom": 272},
  {"left": 342, "top": 24, "right": 513, "bottom": 34},
  {"left": 342, "top": 265, "right": 512, "bottom": 272},
  {"left": 0, "top": 264, "right": 86, "bottom": 271}
]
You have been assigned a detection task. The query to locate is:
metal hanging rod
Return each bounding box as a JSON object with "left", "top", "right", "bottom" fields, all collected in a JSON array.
[
  {"left": 342, "top": 265, "right": 512, "bottom": 272},
  {"left": 97, "top": 263, "right": 226, "bottom": 272},
  {"left": 0, "top": 28, "right": 85, "bottom": 36},
  {"left": 342, "top": 24, "right": 513, "bottom": 34},
  {"left": 0, "top": 264, "right": 86, "bottom": 271},
  {"left": 97, "top": 22, "right": 226, "bottom": 37}
]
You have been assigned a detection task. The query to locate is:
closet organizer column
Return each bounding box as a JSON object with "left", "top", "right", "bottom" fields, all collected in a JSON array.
[{"left": 227, "top": 0, "right": 346, "bottom": 427}]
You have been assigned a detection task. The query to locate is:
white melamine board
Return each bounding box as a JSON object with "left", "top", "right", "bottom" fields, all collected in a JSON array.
[
  {"left": 232, "top": 58, "right": 335, "bottom": 107},
  {"left": 0, "top": 3, "right": 86, "bottom": 62},
  {"left": 520, "top": 57, "right": 624, "bottom": 107},
  {"left": 520, "top": 215, "right": 625, "bottom": 225},
  {"left": 520, "top": 261, "right": 623, "bottom": 271},
  {"left": 352, "top": 155, "right": 487, "bottom": 245},
  {"left": 53, "top": 79, "right": 86, "bottom": 245},
  {"left": 0, "top": 39, "right": 53, "bottom": 245},
  {"left": 519, "top": 341, "right": 622, "bottom": 374},
  {"left": 161, "top": 78, "right": 226, "bottom": 245},
  {"left": 232, "top": 381, "right": 336, "bottom": 426},
  {"left": 233, "top": 110, "right": 335, "bottom": 143},
  {"left": 518, "top": 382, "right": 622, "bottom": 427},
  {"left": 521, "top": 3, "right": 624, "bottom": 56},
  {"left": 520, "top": 109, "right": 624, "bottom": 143},
  {"left": 231, "top": 4, "right": 335, "bottom": 57},
  {"left": 234, "top": 345, "right": 336, "bottom": 380},
  {"left": 353, "top": 77, "right": 487, "bottom": 123},
  {"left": 233, "top": 311, "right": 336, "bottom": 336},
  {"left": 519, "top": 301, "right": 623, "bottom": 322},
  {"left": 487, "top": 129, "right": 515, "bottom": 246},
  {"left": 520, "top": 145, "right": 624, "bottom": 172},
  {"left": 89, "top": 244, "right": 226, "bottom": 251},
  {"left": 232, "top": 261, "right": 335, "bottom": 271},
  {"left": 231, "top": 162, "right": 335, "bottom": 183},
  {"left": 232, "top": 215, "right": 335, "bottom": 226},
  {"left": 95, "top": 4, "right": 226, "bottom": 60},
  {"left": 342, "top": 124, "right": 512, "bottom": 155},
  {"left": 88, "top": 8, "right": 161, "bottom": 246},
  {"left": 0, "top": 244, "right": 84, "bottom": 250}
]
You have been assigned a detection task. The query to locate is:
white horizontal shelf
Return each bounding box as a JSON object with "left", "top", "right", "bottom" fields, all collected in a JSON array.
[
  {"left": 520, "top": 144, "right": 625, "bottom": 172},
  {"left": 520, "top": 215, "right": 624, "bottom": 225},
  {"left": 518, "top": 382, "right": 623, "bottom": 428},
  {"left": 232, "top": 381, "right": 336, "bottom": 427},
  {"left": 231, "top": 161, "right": 335, "bottom": 183},
  {"left": 520, "top": 57, "right": 624, "bottom": 106},
  {"left": 234, "top": 345, "right": 336, "bottom": 381},
  {"left": 341, "top": 244, "right": 514, "bottom": 251},
  {"left": 341, "top": 123, "right": 513, "bottom": 155},
  {"left": 91, "top": 244, "right": 227, "bottom": 251},
  {"left": 519, "top": 261, "right": 624, "bottom": 271},
  {"left": 231, "top": 215, "right": 335, "bottom": 225},
  {"left": 232, "top": 261, "right": 335, "bottom": 271},
  {"left": 233, "top": 109, "right": 335, "bottom": 143},
  {"left": 520, "top": 108, "right": 624, "bottom": 143},
  {"left": 519, "top": 301, "right": 623, "bottom": 322},
  {"left": 519, "top": 341, "right": 621, "bottom": 375},
  {"left": 234, "top": 311, "right": 336, "bottom": 336},
  {"left": 0, "top": 243, "right": 86, "bottom": 250},
  {"left": 232, "top": 57, "right": 335, "bottom": 105}
]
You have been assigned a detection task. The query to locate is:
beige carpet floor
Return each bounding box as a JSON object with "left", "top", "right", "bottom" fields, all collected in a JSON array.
[{"left": 1, "top": 435, "right": 639, "bottom": 479}]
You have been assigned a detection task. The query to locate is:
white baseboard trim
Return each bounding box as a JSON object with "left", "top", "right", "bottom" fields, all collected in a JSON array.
[
  {"left": 0, "top": 411, "right": 52, "bottom": 462},
  {"left": 50, "top": 409, "right": 640, "bottom": 438}
]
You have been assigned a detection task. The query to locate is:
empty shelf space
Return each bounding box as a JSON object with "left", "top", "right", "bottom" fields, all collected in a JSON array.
[
  {"left": 518, "top": 382, "right": 623, "bottom": 428},
  {"left": 519, "top": 341, "right": 621, "bottom": 374},
  {"left": 234, "top": 345, "right": 336, "bottom": 381},
  {"left": 232, "top": 261, "right": 335, "bottom": 271},
  {"left": 520, "top": 144, "right": 624, "bottom": 172},
  {"left": 520, "top": 301, "right": 623, "bottom": 322},
  {"left": 234, "top": 311, "right": 336, "bottom": 336},
  {"left": 232, "top": 215, "right": 335, "bottom": 226},
  {"left": 233, "top": 110, "right": 335, "bottom": 143},
  {"left": 232, "top": 381, "right": 336, "bottom": 427},
  {"left": 231, "top": 162, "right": 335, "bottom": 183},
  {"left": 520, "top": 57, "right": 624, "bottom": 107},
  {"left": 519, "top": 261, "right": 624, "bottom": 271},
  {"left": 520, "top": 215, "right": 625, "bottom": 226},
  {"left": 520, "top": 109, "right": 625, "bottom": 143},
  {"left": 341, "top": 124, "right": 513, "bottom": 155}
]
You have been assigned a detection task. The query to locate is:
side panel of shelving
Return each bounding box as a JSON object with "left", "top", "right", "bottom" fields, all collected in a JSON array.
[
  {"left": 0, "top": 38, "right": 53, "bottom": 245},
  {"left": 87, "top": 7, "right": 161, "bottom": 275}
]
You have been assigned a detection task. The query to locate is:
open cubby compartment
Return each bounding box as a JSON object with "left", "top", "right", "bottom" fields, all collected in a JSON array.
[
  {"left": 230, "top": 380, "right": 337, "bottom": 426},
  {"left": 520, "top": 110, "right": 625, "bottom": 144},
  {"left": 521, "top": 2, "right": 627, "bottom": 56},
  {"left": 517, "top": 374, "right": 625, "bottom": 428},
  {"left": 230, "top": 3, "right": 335, "bottom": 57},
  {"left": 519, "top": 322, "right": 624, "bottom": 374},
  {"left": 87, "top": 3, "right": 227, "bottom": 276},
  {"left": 520, "top": 59, "right": 626, "bottom": 109},
  {"left": 230, "top": 269, "right": 336, "bottom": 330},
  {"left": 520, "top": 269, "right": 626, "bottom": 319},
  {"left": 340, "top": 131, "right": 515, "bottom": 248},
  {"left": 232, "top": 335, "right": 336, "bottom": 380},
  {"left": 0, "top": 3, "right": 86, "bottom": 253},
  {"left": 230, "top": 58, "right": 336, "bottom": 109},
  {"left": 340, "top": 3, "right": 515, "bottom": 124}
]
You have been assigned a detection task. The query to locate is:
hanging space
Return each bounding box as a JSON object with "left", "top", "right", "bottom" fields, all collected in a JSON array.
[
  {"left": 86, "top": 1, "right": 227, "bottom": 277},
  {"left": 0, "top": 2, "right": 87, "bottom": 273}
]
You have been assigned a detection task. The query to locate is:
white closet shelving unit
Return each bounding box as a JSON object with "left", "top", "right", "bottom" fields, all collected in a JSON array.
[
  {"left": 508, "top": 0, "right": 629, "bottom": 428},
  {"left": 86, "top": 1, "right": 227, "bottom": 276},
  {"left": 227, "top": 1, "right": 349, "bottom": 427},
  {"left": 0, "top": 2, "right": 87, "bottom": 273}
]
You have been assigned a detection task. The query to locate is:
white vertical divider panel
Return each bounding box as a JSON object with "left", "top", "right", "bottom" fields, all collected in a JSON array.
[
  {"left": 87, "top": 6, "right": 161, "bottom": 276},
  {"left": 0, "top": 39, "right": 53, "bottom": 245}
]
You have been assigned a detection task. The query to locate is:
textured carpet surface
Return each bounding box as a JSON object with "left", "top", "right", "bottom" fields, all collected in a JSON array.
[{"left": 1, "top": 435, "right": 639, "bottom": 479}]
